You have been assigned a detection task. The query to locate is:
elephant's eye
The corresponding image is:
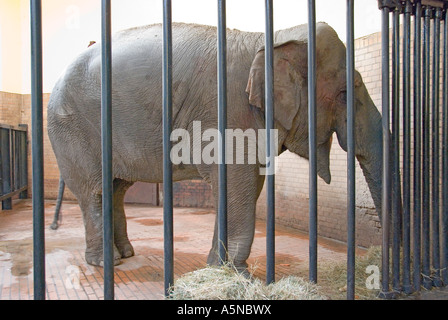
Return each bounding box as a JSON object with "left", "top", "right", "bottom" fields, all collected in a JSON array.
[{"left": 338, "top": 90, "right": 347, "bottom": 103}]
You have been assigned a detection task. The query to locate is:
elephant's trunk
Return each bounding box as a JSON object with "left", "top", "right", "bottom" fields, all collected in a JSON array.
[
  {"left": 335, "top": 97, "right": 388, "bottom": 223},
  {"left": 356, "top": 124, "right": 403, "bottom": 226},
  {"left": 352, "top": 94, "right": 404, "bottom": 225},
  {"left": 354, "top": 102, "right": 383, "bottom": 220},
  {"left": 357, "top": 150, "right": 383, "bottom": 222}
]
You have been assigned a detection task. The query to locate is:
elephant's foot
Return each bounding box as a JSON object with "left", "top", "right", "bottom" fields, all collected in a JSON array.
[
  {"left": 115, "top": 239, "right": 135, "bottom": 259},
  {"left": 85, "top": 246, "right": 122, "bottom": 267}
]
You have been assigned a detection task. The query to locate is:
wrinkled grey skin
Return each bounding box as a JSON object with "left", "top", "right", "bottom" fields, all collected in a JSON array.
[{"left": 47, "top": 22, "right": 383, "bottom": 270}]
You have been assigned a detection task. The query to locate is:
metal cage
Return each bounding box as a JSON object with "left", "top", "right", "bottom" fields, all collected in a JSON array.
[{"left": 29, "top": 0, "right": 448, "bottom": 300}]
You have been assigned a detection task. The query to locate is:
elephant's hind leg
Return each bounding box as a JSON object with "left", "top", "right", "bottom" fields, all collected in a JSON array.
[
  {"left": 113, "top": 178, "right": 135, "bottom": 259},
  {"left": 78, "top": 191, "right": 122, "bottom": 266}
]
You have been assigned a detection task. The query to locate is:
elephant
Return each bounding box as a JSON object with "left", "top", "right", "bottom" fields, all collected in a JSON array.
[{"left": 47, "top": 22, "right": 383, "bottom": 271}]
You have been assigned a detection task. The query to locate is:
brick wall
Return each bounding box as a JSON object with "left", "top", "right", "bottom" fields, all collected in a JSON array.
[
  {"left": 173, "top": 179, "right": 213, "bottom": 208},
  {"left": 124, "top": 180, "right": 214, "bottom": 208},
  {"left": 0, "top": 92, "right": 24, "bottom": 126}
]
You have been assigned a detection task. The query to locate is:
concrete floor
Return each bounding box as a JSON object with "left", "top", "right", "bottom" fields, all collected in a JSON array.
[
  {"left": 0, "top": 199, "right": 447, "bottom": 300},
  {"left": 0, "top": 199, "right": 354, "bottom": 300}
]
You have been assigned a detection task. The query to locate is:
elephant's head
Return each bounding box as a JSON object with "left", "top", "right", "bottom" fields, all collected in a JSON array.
[{"left": 246, "top": 23, "right": 383, "bottom": 220}]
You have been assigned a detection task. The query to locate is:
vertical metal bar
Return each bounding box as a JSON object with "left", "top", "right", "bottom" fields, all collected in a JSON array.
[
  {"left": 0, "top": 130, "right": 3, "bottom": 199},
  {"left": 422, "top": 7, "right": 432, "bottom": 290},
  {"left": 265, "top": 0, "right": 275, "bottom": 285},
  {"left": 14, "top": 131, "right": 19, "bottom": 192},
  {"left": 19, "top": 130, "right": 28, "bottom": 199},
  {"left": 380, "top": 5, "right": 392, "bottom": 299},
  {"left": 14, "top": 131, "right": 20, "bottom": 193},
  {"left": 391, "top": 6, "right": 401, "bottom": 292},
  {"left": 308, "top": 0, "right": 318, "bottom": 284},
  {"left": 19, "top": 131, "right": 23, "bottom": 192},
  {"left": 346, "top": 0, "right": 356, "bottom": 301},
  {"left": 101, "top": 0, "right": 114, "bottom": 300},
  {"left": 0, "top": 130, "right": 2, "bottom": 198},
  {"left": 217, "top": 0, "right": 228, "bottom": 265},
  {"left": 402, "top": 0, "right": 412, "bottom": 294},
  {"left": 413, "top": 1, "right": 422, "bottom": 292},
  {"left": 10, "top": 130, "right": 15, "bottom": 194},
  {"left": 14, "top": 131, "right": 20, "bottom": 192},
  {"left": 30, "top": 0, "right": 45, "bottom": 300},
  {"left": 1, "top": 129, "right": 12, "bottom": 210},
  {"left": 162, "top": 0, "right": 174, "bottom": 296},
  {"left": 431, "top": 7, "right": 442, "bottom": 288},
  {"left": 442, "top": 8, "right": 448, "bottom": 286}
]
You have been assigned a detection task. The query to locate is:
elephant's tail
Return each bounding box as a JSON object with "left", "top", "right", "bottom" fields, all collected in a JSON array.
[{"left": 50, "top": 175, "right": 66, "bottom": 230}]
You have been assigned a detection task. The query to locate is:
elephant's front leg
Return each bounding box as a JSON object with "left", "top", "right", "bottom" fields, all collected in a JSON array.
[{"left": 207, "top": 164, "right": 261, "bottom": 272}]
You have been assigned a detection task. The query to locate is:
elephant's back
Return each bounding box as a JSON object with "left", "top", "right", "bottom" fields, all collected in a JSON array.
[{"left": 48, "top": 22, "right": 258, "bottom": 118}]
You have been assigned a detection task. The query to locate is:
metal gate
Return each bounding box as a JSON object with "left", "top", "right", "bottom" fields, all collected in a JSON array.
[
  {"left": 379, "top": 0, "right": 448, "bottom": 298},
  {"left": 29, "top": 0, "right": 448, "bottom": 300},
  {"left": 0, "top": 124, "right": 28, "bottom": 210}
]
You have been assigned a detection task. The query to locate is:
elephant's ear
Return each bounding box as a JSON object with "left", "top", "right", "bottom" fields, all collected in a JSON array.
[{"left": 245, "top": 40, "right": 308, "bottom": 131}]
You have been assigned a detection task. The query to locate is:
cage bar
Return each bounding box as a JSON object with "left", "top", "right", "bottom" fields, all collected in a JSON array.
[
  {"left": 391, "top": 5, "right": 401, "bottom": 292},
  {"left": 217, "top": 0, "right": 228, "bottom": 265},
  {"left": 264, "top": 0, "right": 275, "bottom": 285},
  {"left": 422, "top": 6, "right": 432, "bottom": 290},
  {"left": 402, "top": 0, "right": 412, "bottom": 294},
  {"left": 101, "top": 0, "right": 114, "bottom": 301},
  {"left": 380, "top": 3, "right": 392, "bottom": 299},
  {"left": 308, "top": 0, "right": 318, "bottom": 284},
  {"left": 442, "top": 4, "right": 448, "bottom": 286},
  {"left": 346, "top": 0, "right": 356, "bottom": 301},
  {"left": 162, "top": 0, "right": 174, "bottom": 297},
  {"left": 431, "top": 7, "right": 442, "bottom": 288},
  {"left": 30, "top": 0, "right": 45, "bottom": 301},
  {"left": 413, "top": 0, "right": 422, "bottom": 292}
]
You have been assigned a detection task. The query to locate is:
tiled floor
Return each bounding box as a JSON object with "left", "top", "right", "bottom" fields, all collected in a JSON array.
[{"left": 0, "top": 199, "right": 355, "bottom": 300}]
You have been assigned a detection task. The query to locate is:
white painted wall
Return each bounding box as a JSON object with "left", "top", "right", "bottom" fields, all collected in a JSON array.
[{"left": 0, "top": 0, "right": 381, "bottom": 94}]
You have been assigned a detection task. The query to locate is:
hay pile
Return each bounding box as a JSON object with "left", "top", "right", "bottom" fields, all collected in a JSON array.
[
  {"left": 168, "top": 263, "right": 327, "bottom": 300},
  {"left": 169, "top": 247, "right": 384, "bottom": 300},
  {"left": 319, "top": 246, "right": 382, "bottom": 299}
]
